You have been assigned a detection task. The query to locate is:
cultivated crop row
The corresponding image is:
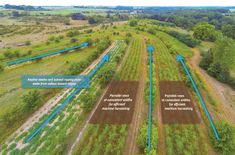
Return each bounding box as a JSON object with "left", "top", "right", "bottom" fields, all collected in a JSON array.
[
  {"left": 0, "top": 41, "right": 125, "bottom": 155},
  {"left": 153, "top": 32, "right": 208, "bottom": 155},
  {"left": 74, "top": 36, "right": 145, "bottom": 155},
  {"left": 119, "top": 36, "right": 143, "bottom": 80}
]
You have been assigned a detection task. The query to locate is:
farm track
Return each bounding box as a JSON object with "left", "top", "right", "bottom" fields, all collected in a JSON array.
[
  {"left": 190, "top": 48, "right": 235, "bottom": 124},
  {"left": 154, "top": 50, "right": 166, "bottom": 155},
  {"left": 123, "top": 37, "right": 147, "bottom": 155},
  {"left": 67, "top": 41, "right": 122, "bottom": 154},
  {"left": 3, "top": 42, "right": 117, "bottom": 152}
]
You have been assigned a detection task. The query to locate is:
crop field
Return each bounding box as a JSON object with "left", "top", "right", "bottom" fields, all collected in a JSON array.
[
  {"left": 0, "top": 22, "right": 128, "bottom": 144},
  {"left": 75, "top": 124, "right": 128, "bottom": 155},
  {"left": 0, "top": 24, "right": 125, "bottom": 62},
  {"left": 0, "top": 45, "right": 95, "bottom": 144},
  {"left": 0, "top": 40, "right": 126, "bottom": 155},
  {"left": 165, "top": 124, "right": 207, "bottom": 155},
  {"left": 119, "top": 36, "right": 144, "bottom": 80},
  {"left": 1, "top": 5, "right": 235, "bottom": 155},
  {"left": 154, "top": 38, "right": 181, "bottom": 81},
  {"left": 74, "top": 34, "right": 145, "bottom": 155},
  {"left": 149, "top": 31, "right": 209, "bottom": 155}
]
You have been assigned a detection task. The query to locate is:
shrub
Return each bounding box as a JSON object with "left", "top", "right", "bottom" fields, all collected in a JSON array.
[
  {"left": 98, "top": 65, "right": 115, "bottom": 88},
  {"left": 0, "top": 63, "right": 4, "bottom": 72},
  {"left": 137, "top": 121, "right": 158, "bottom": 153},
  {"left": 199, "top": 50, "right": 213, "bottom": 69},
  {"left": 209, "top": 121, "right": 235, "bottom": 155},
  {"left": 22, "top": 90, "right": 42, "bottom": 110},
  {"left": 168, "top": 31, "right": 200, "bottom": 47},
  {"left": 70, "top": 38, "right": 77, "bottom": 43},
  {"left": 193, "top": 22, "right": 218, "bottom": 41},
  {"left": 66, "top": 30, "right": 79, "bottom": 37},
  {"left": 129, "top": 20, "right": 138, "bottom": 27}
]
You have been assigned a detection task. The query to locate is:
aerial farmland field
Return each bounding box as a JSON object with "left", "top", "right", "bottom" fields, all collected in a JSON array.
[{"left": 0, "top": 1, "right": 235, "bottom": 155}]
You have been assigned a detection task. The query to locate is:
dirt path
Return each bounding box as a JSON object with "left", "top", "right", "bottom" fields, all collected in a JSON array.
[
  {"left": 6, "top": 42, "right": 116, "bottom": 148},
  {"left": 123, "top": 38, "right": 147, "bottom": 155},
  {"left": 190, "top": 48, "right": 235, "bottom": 124},
  {"left": 153, "top": 50, "right": 167, "bottom": 155},
  {"left": 66, "top": 42, "right": 118, "bottom": 155}
]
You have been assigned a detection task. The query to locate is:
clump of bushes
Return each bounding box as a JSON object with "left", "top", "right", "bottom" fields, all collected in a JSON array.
[
  {"left": 167, "top": 31, "right": 200, "bottom": 47},
  {"left": 199, "top": 36, "right": 235, "bottom": 89},
  {"left": 137, "top": 121, "right": 158, "bottom": 155},
  {"left": 209, "top": 121, "right": 235, "bottom": 155},
  {"left": 68, "top": 38, "right": 111, "bottom": 75},
  {"left": 129, "top": 20, "right": 138, "bottom": 27},
  {"left": 66, "top": 29, "right": 79, "bottom": 37}
]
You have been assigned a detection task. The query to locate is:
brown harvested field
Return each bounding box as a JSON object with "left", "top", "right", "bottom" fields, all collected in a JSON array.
[
  {"left": 90, "top": 81, "right": 139, "bottom": 124},
  {"left": 159, "top": 81, "right": 200, "bottom": 124}
]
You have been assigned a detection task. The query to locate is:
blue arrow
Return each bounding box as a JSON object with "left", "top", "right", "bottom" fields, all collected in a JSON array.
[
  {"left": 25, "top": 53, "right": 109, "bottom": 143},
  {"left": 176, "top": 54, "right": 220, "bottom": 140},
  {"left": 88, "top": 54, "right": 109, "bottom": 78},
  {"left": 147, "top": 45, "right": 154, "bottom": 153},
  {"left": 7, "top": 42, "right": 89, "bottom": 66}
]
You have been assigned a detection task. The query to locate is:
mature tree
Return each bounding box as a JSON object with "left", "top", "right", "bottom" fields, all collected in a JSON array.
[
  {"left": 80, "top": 92, "right": 95, "bottom": 112},
  {"left": 222, "top": 24, "right": 235, "bottom": 39},
  {"left": 99, "top": 66, "right": 115, "bottom": 88},
  {"left": 129, "top": 20, "right": 138, "bottom": 27},
  {"left": 193, "top": 22, "right": 218, "bottom": 41},
  {"left": 22, "top": 90, "right": 41, "bottom": 110},
  {"left": 212, "top": 36, "right": 235, "bottom": 69}
]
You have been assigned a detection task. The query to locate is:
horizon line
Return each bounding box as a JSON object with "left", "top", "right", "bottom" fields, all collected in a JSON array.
[{"left": 1, "top": 4, "right": 235, "bottom": 7}]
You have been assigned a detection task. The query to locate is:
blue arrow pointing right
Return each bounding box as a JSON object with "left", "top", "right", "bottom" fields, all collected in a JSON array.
[{"left": 176, "top": 54, "right": 220, "bottom": 140}]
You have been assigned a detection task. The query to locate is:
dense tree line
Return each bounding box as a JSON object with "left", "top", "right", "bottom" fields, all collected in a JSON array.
[
  {"left": 200, "top": 36, "right": 235, "bottom": 89},
  {"left": 148, "top": 9, "right": 234, "bottom": 28},
  {"left": 4, "top": 4, "right": 35, "bottom": 10}
]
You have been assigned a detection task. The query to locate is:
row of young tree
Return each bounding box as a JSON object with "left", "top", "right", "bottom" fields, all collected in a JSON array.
[{"left": 68, "top": 37, "right": 110, "bottom": 75}]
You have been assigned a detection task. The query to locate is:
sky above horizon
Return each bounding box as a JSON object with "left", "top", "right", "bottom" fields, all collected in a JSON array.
[{"left": 0, "top": 0, "right": 235, "bottom": 6}]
